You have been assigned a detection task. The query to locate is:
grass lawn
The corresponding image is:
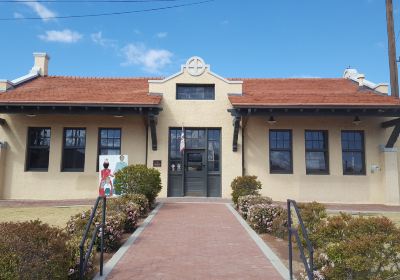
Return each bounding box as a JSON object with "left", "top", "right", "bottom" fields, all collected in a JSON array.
[
  {"left": 0, "top": 206, "right": 91, "bottom": 228},
  {"left": 328, "top": 211, "right": 400, "bottom": 226}
]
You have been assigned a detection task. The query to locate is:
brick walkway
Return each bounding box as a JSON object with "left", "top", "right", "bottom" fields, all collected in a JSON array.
[
  {"left": 2, "top": 197, "right": 400, "bottom": 212},
  {"left": 106, "top": 203, "right": 284, "bottom": 280}
]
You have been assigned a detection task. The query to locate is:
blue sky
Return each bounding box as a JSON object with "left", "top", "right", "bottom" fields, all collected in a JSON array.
[{"left": 0, "top": 0, "right": 398, "bottom": 83}]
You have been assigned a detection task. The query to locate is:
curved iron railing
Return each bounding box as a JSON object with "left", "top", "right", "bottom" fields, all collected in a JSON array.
[
  {"left": 287, "top": 199, "right": 314, "bottom": 280},
  {"left": 79, "top": 196, "right": 106, "bottom": 280}
]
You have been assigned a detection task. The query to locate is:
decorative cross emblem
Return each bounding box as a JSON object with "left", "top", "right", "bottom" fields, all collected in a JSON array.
[{"left": 186, "top": 57, "right": 206, "bottom": 76}]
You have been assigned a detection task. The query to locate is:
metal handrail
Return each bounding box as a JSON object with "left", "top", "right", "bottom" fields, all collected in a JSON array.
[
  {"left": 79, "top": 196, "right": 106, "bottom": 280},
  {"left": 287, "top": 199, "right": 314, "bottom": 280}
]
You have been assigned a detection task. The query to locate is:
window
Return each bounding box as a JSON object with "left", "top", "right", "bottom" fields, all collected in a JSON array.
[
  {"left": 62, "top": 128, "right": 86, "bottom": 172},
  {"left": 169, "top": 128, "right": 183, "bottom": 172},
  {"left": 185, "top": 129, "right": 206, "bottom": 149},
  {"left": 341, "top": 131, "right": 365, "bottom": 175},
  {"left": 97, "top": 128, "right": 121, "bottom": 171},
  {"left": 207, "top": 129, "right": 220, "bottom": 172},
  {"left": 305, "top": 130, "right": 329, "bottom": 174},
  {"left": 269, "top": 130, "right": 293, "bottom": 174},
  {"left": 26, "top": 127, "right": 51, "bottom": 171},
  {"left": 176, "top": 84, "right": 215, "bottom": 100}
]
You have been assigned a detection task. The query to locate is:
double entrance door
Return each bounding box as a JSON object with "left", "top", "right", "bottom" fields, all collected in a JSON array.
[{"left": 168, "top": 128, "right": 221, "bottom": 197}]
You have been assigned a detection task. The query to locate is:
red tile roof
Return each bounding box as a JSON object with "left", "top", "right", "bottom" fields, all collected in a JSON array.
[
  {"left": 0, "top": 76, "right": 161, "bottom": 106},
  {"left": 1, "top": 76, "right": 399, "bottom": 108},
  {"left": 229, "top": 78, "right": 400, "bottom": 107}
]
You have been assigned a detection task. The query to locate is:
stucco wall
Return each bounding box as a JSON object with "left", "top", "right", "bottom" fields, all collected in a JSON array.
[
  {"left": 244, "top": 116, "right": 398, "bottom": 204},
  {"left": 0, "top": 114, "right": 146, "bottom": 199},
  {"left": 147, "top": 68, "right": 243, "bottom": 198},
  {"left": 0, "top": 142, "right": 6, "bottom": 198}
]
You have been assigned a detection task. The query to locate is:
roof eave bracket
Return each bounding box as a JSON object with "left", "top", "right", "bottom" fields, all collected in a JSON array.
[
  {"left": 385, "top": 123, "right": 400, "bottom": 148},
  {"left": 148, "top": 112, "right": 158, "bottom": 151},
  {"left": 232, "top": 113, "right": 241, "bottom": 152}
]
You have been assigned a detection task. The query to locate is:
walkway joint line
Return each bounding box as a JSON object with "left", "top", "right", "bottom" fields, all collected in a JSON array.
[
  {"left": 93, "top": 202, "right": 164, "bottom": 280},
  {"left": 226, "top": 203, "right": 290, "bottom": 280}
]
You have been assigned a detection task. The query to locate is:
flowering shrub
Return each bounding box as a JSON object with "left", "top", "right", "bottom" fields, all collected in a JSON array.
[
  {"left": 118, "top": 194, "right": 149, "bottom": 217},
  {"left": 0, "top": 220, "right": 71, "bottom": 280},
  {"left": 247, "top": 203, "right": 286, "bottom": 234},
  {"left": 66, "top": 206, "right": 125, "bottom": 253},
  {"left": 301, "top": 214, "right": 400, "bottom": 280},
  {"left": 231, "top": 175, "right": 262, "bottom": 205},
  {"left": 107, "top": 198, "right": 140, "bottom": 232},
  {"left": 238, "top": 195, "right": 273, "bottom": 219}
]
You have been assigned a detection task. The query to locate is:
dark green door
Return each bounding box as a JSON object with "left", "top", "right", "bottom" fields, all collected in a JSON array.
[
  {"left": 168, "top": 128, "right": 221, "bottom": 197},
  {"left": 184, "top": 150, "right": 206, "bottom": 196}
]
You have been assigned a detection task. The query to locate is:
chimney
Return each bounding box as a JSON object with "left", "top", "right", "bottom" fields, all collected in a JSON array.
[
  {"left": 32, "top": 52, "right": 50, "bottom": 76},
  {"left": 0, "top": 80, "right": 13, "bottom": 92},
  {"left": 357, "top": 74, "right": 365, "bottom": 87}
]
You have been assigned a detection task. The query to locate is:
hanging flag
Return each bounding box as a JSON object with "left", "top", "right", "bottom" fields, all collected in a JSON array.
[{"left": 179, "top": 127, "right": 185, "bottom": 153}]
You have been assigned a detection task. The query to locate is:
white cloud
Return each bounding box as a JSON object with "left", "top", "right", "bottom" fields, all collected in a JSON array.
[
  {"left": 91, "top": 31, "right": 117, "bottom": 49},
  {"left": 156, "top": 32, "right": 168, "bottom": 39},
  {"left": 39, "top": 29, "right": 83, "bottom": 43},
  {"left": 13, "top": 12, "right": 24, "bottom": 19},
  {"left": 17, "top": 0, "right": 56, "bottom": 21},
  {"left": 121, "top": 43, "right": 173, "bottom": 73}
]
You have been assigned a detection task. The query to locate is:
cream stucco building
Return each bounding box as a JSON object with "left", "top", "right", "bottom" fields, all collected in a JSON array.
[{"left": 1, "top": 53, "right": 400, "bottom": 205}]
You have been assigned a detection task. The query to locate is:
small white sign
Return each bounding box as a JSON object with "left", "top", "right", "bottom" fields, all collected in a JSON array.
[{"left": 98, "top": 155, "right": 128, "bottom": 197}]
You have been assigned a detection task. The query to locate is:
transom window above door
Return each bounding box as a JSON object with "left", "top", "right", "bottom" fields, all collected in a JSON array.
[
  {"left": 185, "top": 129, "right": 206, "bottom": 149},
  {"left": 176, "top": 84, "right": 215, "bottom": 100}
]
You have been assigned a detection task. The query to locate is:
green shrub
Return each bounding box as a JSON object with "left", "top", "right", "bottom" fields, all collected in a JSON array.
[
  {"left": 118, "top": 193, "right": 149, "bottom": 217},
  {"left": 247, "top": 203, "right": 286, "bottom": 234},
  {"left": 114, "top": 164, "right": 162, "bottom": 205},
  {"left": 0, "top": 220, "right": 70, "bottom": 280},
  {"left": 298, "top": 201, "right": 327, "bottom": 235},
  {"left": 270, "top": 209, "right": 288, "bottom": 239},
  {"left": 66, "top": 235, "right": 95, "bottom": 280},
  {"left": 309, "top": 214, "right": 400, "bottom": 280},
  {"left": 237, "top": 195, "right": 272, "bottom": 219},
  {"left": 231, "top": 175, "right": 262, "bottom": 206}
]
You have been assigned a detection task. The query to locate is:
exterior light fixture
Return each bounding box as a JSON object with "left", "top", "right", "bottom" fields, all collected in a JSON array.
[
  {"left": 267, "top": 116, "right": 277, "bottom": 125},
  {"left": 26, "top": 114, "right": 37, "bottom": 117},
  {"left": 352, "top": 116, "right": 361, "bottom": 126}
]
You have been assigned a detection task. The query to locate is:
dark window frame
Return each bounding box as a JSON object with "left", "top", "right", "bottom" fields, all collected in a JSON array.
[
  {"left": 305, "top": 130, "right": 329, "bottom": 175},
  {"left": 269, "top": 129, "right": 293, "bottom": 174},
  {"left": 168, "top": 128, "right": 183, "bottom": 173},
  {"left": 207, "top": 129, "right": 221, "bottom": 173},
  {"left": 97, "top": 128, "right": 122, "bottom": 171},
  {"left": 176, "top": 84, "right": 215, "bottom": 100},
  {"left": 341, "top": 130, "right": 366, "bottom": 176},
  {"left": 62, "top": 127, "right": 86, "bottom": 172},
  {"left": 25, "top": 127, "right": 51, "bottom": 172}
]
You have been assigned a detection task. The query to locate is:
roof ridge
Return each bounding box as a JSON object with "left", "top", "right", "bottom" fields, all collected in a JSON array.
[
  {"left": 229, "top": 77, "right": 345, "bottom": 81},
  {"left": 46, "top": 75, "right": 163, "bottom": 80}
]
